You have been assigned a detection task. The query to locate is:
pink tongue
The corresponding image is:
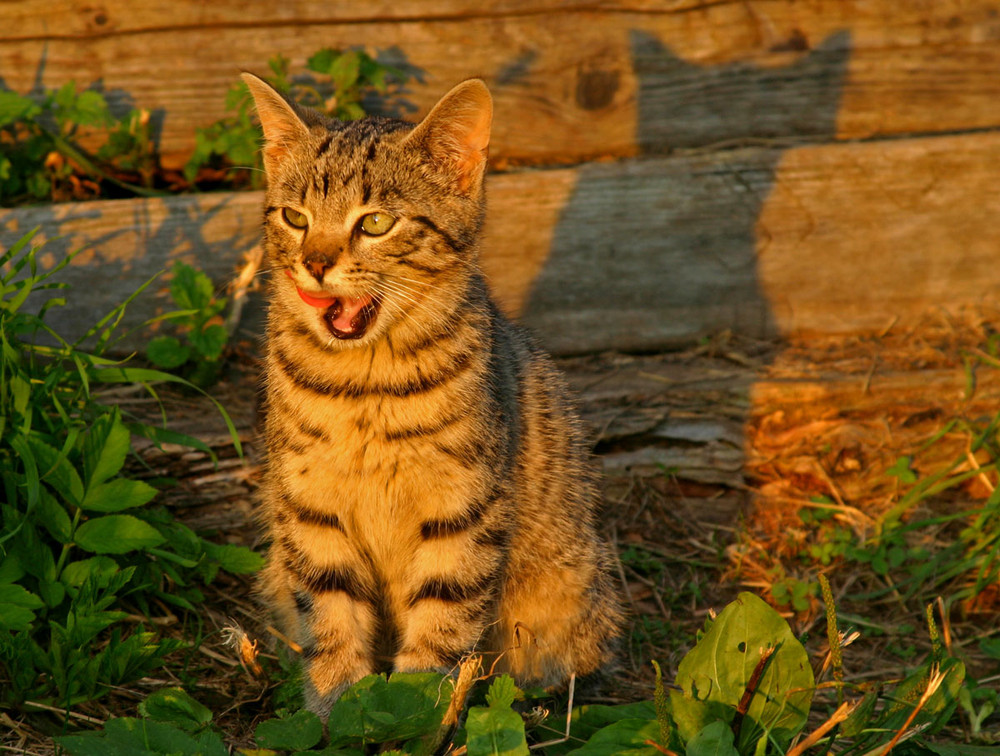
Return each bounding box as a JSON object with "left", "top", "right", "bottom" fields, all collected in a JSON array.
[{"left": 331, "top": 294, "right": 374, "bottom": 333}]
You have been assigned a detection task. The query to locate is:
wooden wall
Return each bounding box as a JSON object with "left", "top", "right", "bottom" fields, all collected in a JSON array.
[{"left": 2, "top": 1, "right": 1000, "bottom": 353}]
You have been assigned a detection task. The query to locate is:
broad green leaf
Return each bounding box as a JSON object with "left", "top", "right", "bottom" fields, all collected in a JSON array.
[
  {"left": 58, "top": 717, "right": 227, "bottom": 756},
  {"left": 486, "top": 675, "right": 519, "bottom": 708},
  {"left": 0, "top": 583, "right": 44, "bottom": 631},
  {"left": 190, "top": 323, "right": 227, "bottom": 360},
  {"left": 465, "top": 704, "right": 529, "bottom": 756},
  {"left": 82, "top": 477, "right": 157, "bottom": 512},
  {"left": 37, "top": 488, "right": 73, "bottom": 542},
  {"left": 841, "top": 690, "right": 878, "bottom": 738},
  {"left": 140, "top": 687, "right": 213, "bottom": 732},
  {"left": 330, "top": 51, "right": 362, "bottom": 92},
  {"left": 38, "top": 577, "right": 65, "bottom": 608},
  {"left": 27, "top": 436, "right": 84, "bottom": 505},
  {"left": 465, "top": 676, "right": 529, "bottom": 756},
  {"left": 327, "top": 672, "right": 452, "bottom": 747},
  {"left": 203, "top": 541, "right": 264, "bottom": 574},
  {"left": 75, "top": 514, "right": 166, "bottom": 554},
  {"left": 61, "top": 556, "right": 120, "bottom": 591},
  {"left": 669, "top": 592, "right": 814, "bottom": 750},
  {"left": 0, "top": 583, "right": 44, "bottom": 609},
  {"left": 71, "top": 89, "right": 112, "bottom": 127},
  {"left": 0, "top": 90, "right": 41, "bottom": 128},
  {"left": 82, "top": 408, "right": 130, "bottom": 490},
  {"left": 978, "top": 637, "right": 1000, "bottom": 660},
  {"left": 0, "top": 554, "right": 24, "bottom": 584},
  {"left": 565, "top": 719, "right": 662, "bottom": 756},
  {"left": 147, "top": 335, "right": 191, "bottom": 369},
  {"left": 170, "top": 261, "right": 214, "bottom": 311},
  {"left": 255, "top": 709, "right": 324, "bottom": 750},
  {"left": 0, "top": 603, "right": 37, "bottom": 632},
  {"left": 52, "top": 733, "right": 139, "bottom": 756},
  {"left": 307, "top": 48, "right": 338, "bottom": 76},
  {"left": 686, "top": 721, "right": 739, "bottom": 756},
  {"left": 545, "top": 701, "right": 658, "bottom": 754}
]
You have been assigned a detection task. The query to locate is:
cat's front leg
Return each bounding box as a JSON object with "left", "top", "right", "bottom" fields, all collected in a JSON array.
[
  {"left": 392, "top": 572, "right": 498, "bottom": 674},
  {"left": 298, "top": 588, "right": 379, "bottom": 718}
]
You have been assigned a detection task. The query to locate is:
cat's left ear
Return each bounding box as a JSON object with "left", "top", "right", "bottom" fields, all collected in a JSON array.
[
  {"left": 406, "top": 79, "right": 492, "bottom": 193},
  {"left": 241, "top": 72, "right": 311, "bottom": 173}
]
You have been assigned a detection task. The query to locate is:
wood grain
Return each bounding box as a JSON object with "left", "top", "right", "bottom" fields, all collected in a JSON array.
[
  {"left": 5, "top": 129, "right": 1000, "bottom": 354},
  {"left": 1, "top": 1, "right": 998, "bottom": 169}
]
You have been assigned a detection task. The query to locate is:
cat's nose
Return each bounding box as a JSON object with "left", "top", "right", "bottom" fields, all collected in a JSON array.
[
  {"left": 304, "top": 258, "right": 331, "bottom": 281},
  {"left": 302, "top": 250, "right": 338, "bottom": 282}
]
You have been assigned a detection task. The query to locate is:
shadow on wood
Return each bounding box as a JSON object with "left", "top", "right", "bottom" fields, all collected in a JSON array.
[{"left": 521, "top": 29, "right": 851, "bottom": 354}]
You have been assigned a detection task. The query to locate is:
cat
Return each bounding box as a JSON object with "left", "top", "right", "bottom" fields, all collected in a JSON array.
[{"left": 242, "top": 72, "right": 623, "bottom": 717}]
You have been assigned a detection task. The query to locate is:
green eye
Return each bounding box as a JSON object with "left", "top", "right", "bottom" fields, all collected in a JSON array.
[
  {"left": 360, "top": 212, "right": 396, "bottom": 236},
  {"left": 282, "top": 208, "right": 308, "bottom": 229}
]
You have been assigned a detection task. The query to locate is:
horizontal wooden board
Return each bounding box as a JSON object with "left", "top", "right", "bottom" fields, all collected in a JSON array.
[
  {"left": 4, "top": 129, "right": 1000, "bottom": 354},
  {"left": 0, "top": 2, "right": 999, "bottom": 169}
]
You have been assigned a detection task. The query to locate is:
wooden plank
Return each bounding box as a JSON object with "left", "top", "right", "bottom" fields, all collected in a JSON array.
[
  {"left": 756, "top": 131, "right": 1000, "bottom": 336},
  {"left": 5, "top": 129, "right": 1000, "bottom": 354},
  {"left": 1, "top": 2, "right": 999, "bottom": 169}
]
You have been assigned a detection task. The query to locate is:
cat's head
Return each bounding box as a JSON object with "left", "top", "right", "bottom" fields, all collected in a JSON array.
[{"left": 243, "top": 73, "right": 492, "bottom": 348}]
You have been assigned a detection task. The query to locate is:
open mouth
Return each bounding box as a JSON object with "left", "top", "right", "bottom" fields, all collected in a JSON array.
[{"left": 286, "top": 270, "right": 380, "bottom": 340}]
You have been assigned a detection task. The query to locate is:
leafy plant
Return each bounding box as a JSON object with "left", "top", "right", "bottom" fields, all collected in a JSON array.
[
  {"left": 0, "top": 82, "right": 161, "bottom": 205},
  {"left": 55, "top": 591, "right": 972, "bottom": 755},
  {"left": 0, "top": 230, "right": 260, "bottom": 710},
  {"left": 184, "top": 48, "right": 411, "bottom": 187},
  {"left": 146, "top": 260, "right": 231, "bottom": 387}
]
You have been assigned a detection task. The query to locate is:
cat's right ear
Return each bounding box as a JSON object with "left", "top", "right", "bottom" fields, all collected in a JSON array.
[
  {"left": 405, "top": 78, "right": 492, "bottom": 194},
  {"left": 241, "top": 72, "right": 310, "bottom": 173}
]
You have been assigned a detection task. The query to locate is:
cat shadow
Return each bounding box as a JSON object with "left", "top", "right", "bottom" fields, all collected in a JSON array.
[
  {"left": 522, "top": 29, "right": 850, "bottom": 353},
  {"left": 518, "top": 30, "right": 850, "bottom": 493}
]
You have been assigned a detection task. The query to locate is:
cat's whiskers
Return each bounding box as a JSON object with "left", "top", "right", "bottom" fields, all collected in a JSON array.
[
  {"left": 374, "top": 282, "right": 462, "bottom": 347},
  {"left": 375, "top": 276, "right": 456, "bottom": 329},
  {"left": 375, "top": 284, "right": 448, "bottom": 344}
]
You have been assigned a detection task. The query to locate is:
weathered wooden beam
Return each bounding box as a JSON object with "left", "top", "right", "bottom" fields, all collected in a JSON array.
[
  {"left": 0, "top": 2, "right": 998, "bottom": 169},
  {"left": 4, "top": 129, "right": 1000, "bottom": 354}
]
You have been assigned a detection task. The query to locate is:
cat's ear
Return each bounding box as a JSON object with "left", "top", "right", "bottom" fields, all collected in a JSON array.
[
  {"left": 407, "top": 79, "right": 492, "bottom": 193},
  {"left": 241, "top": 72, "right": 310, "bottom": 173}
]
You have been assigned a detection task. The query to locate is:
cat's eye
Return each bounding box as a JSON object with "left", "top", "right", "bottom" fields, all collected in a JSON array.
[
  {"left": 360, "top": 212, "right": 396, "bottom": 236},
  {"left": 282, "top": 208, "right": 309, "bottom": 229}
]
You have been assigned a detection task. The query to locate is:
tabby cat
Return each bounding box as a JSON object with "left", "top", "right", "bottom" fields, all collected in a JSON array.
[{"left": 243, "top": 72, "right": 622, "bottom": 717}]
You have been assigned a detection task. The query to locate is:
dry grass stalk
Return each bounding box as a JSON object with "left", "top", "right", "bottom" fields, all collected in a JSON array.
[
  {"left": 862, "top": 665, "right": 947, "bottom": 756},
  {"left": 785, "top": 699, "right": 856, "bottom": 756},
  {"left": 265, "top": 623, "right": 303, "bottom": 654},
  {"left": 441, "top": 654, "right": 481, "bottom": 728}
]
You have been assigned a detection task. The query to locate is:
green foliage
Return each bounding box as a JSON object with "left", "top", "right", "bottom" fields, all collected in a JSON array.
[
  {"left": 184, "top": 48, "right": 411, "bottom": 187},
  {"left": 0, "top": 82, "right": 160, "bottom": 205},
  {"left": 669, "top": 592, "right": 814, "bottom": 752},
  {"left": 0, "top": 230, "right": 260, "bottom": 709},
  {"left": 146, "top": 260, "right": 230, "bottom": 387},
  {"left": 466, "top": 676, "right": 530, "bottom": 756},
  {"left": 56, "top": 591, "right": 976, "bottom": 755},
  {"left": 1, "top": 48, "right": 412, "bottom": 205}
]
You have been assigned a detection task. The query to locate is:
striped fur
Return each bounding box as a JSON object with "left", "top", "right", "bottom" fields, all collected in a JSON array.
[{"left": 244, "top": 74, "right": 623, "bottom": 717}]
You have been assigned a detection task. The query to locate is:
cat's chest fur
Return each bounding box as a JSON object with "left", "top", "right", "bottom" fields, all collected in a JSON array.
[{"left": 264, "top": 308, "right": 497, "bottom": 558}]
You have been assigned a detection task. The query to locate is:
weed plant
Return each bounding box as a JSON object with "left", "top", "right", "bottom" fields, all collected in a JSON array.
[
  {"left": 184, "top": 49, "right": 409, "bottom": 188},
  {"left": 0, "top": 48, "right": 410, "bottom": 205},
  {"left": 55, "top": 592, "right": 976, "bottom": 755},
  {"left": 0, "top": 230, "right": 260, "bottom": 712}
]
